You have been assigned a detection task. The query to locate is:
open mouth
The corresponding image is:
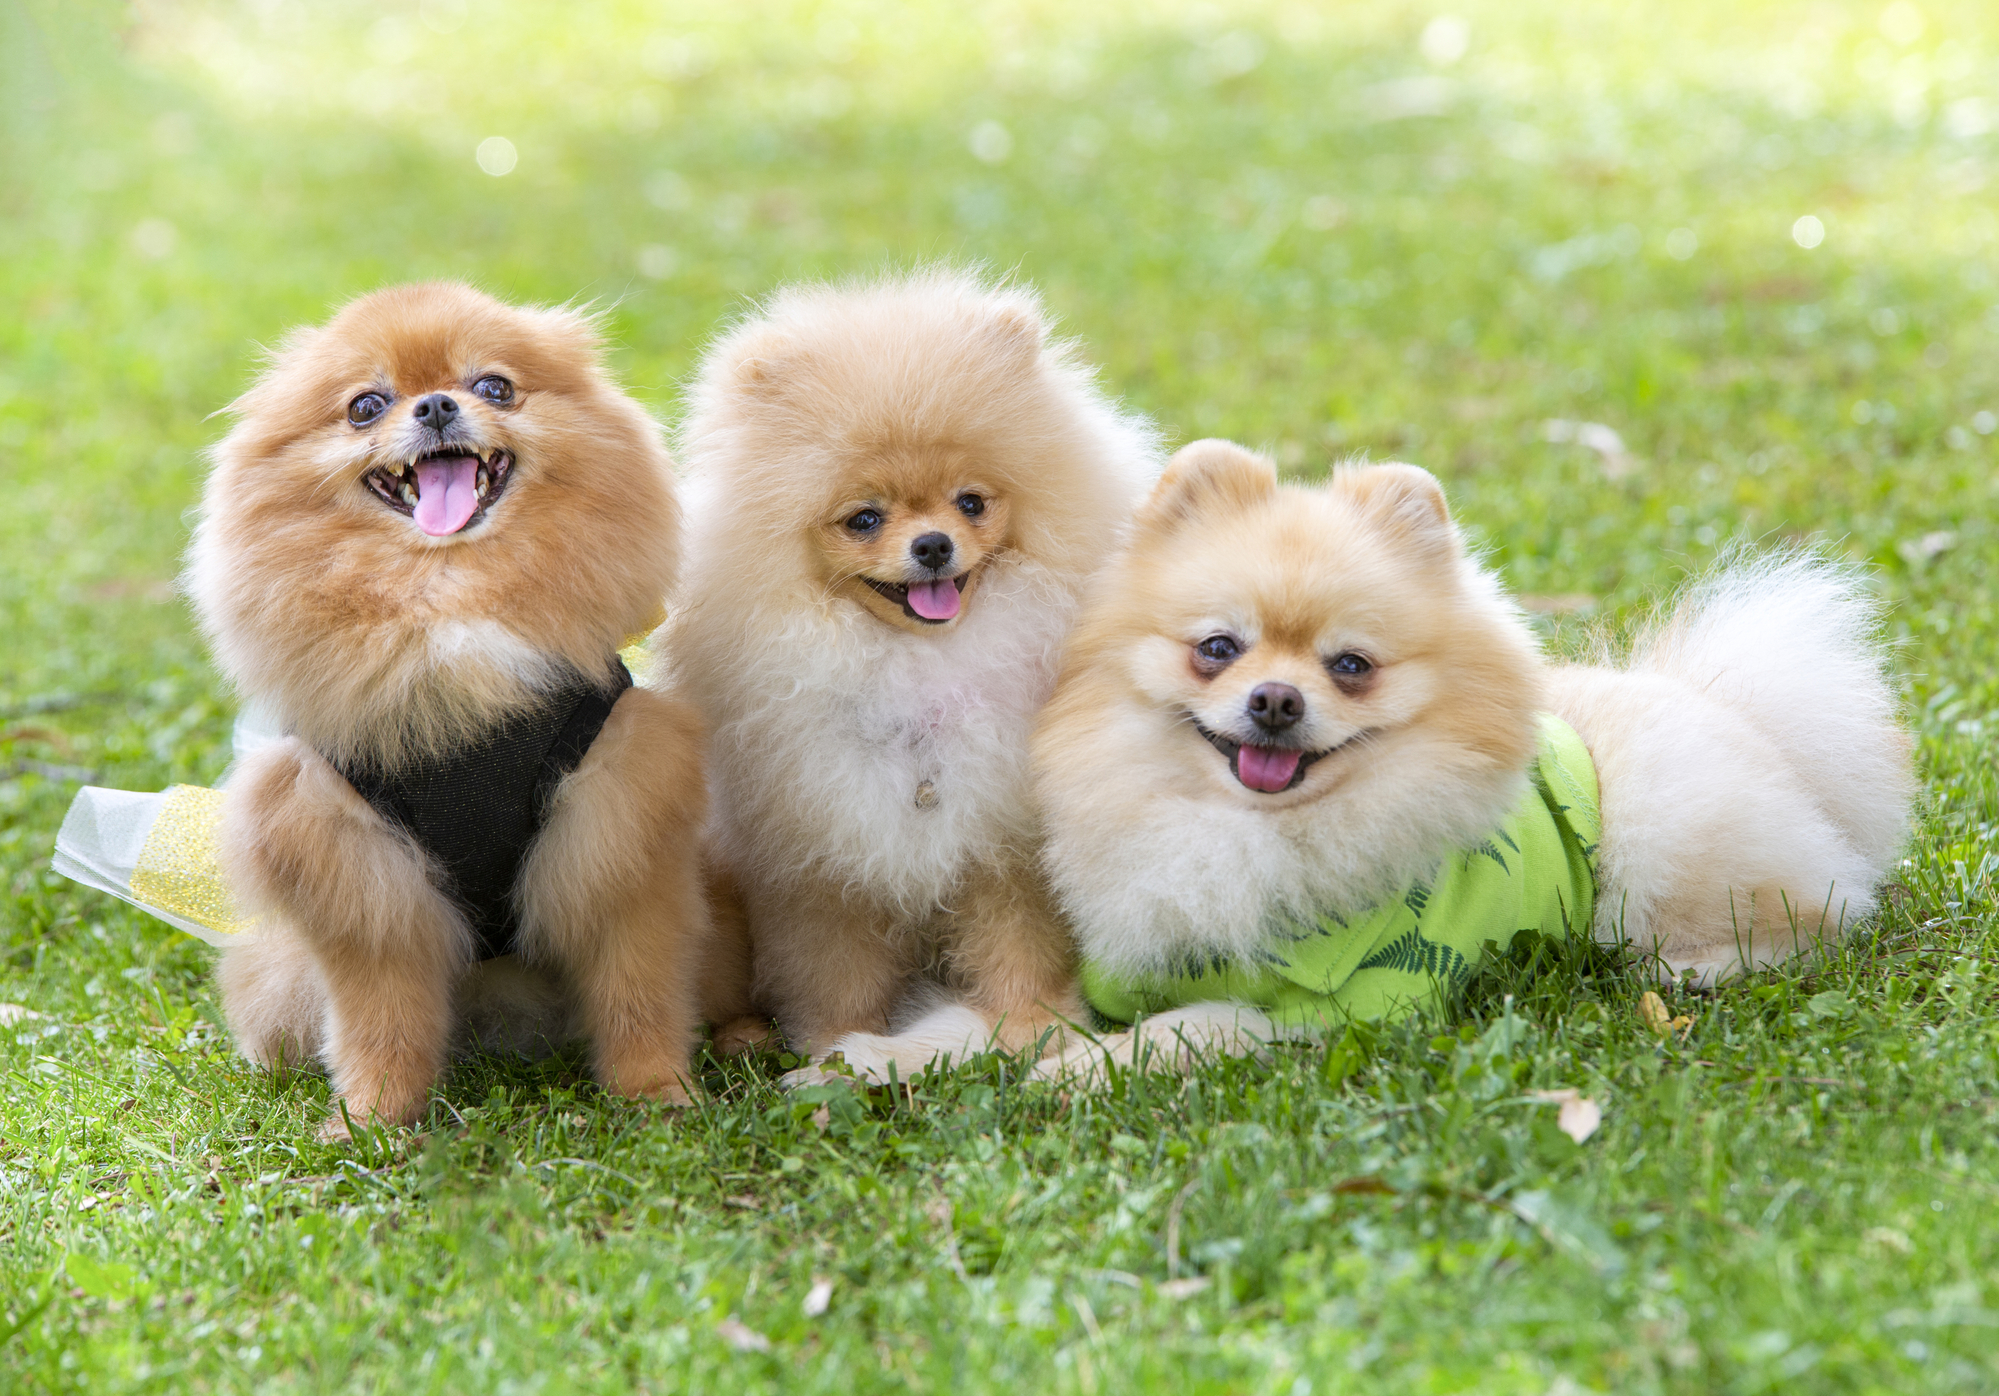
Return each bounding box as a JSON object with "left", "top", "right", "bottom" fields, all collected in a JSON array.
[
  {"left": 1192, "top": 719, "right": 1359, "bottom": 794},
  {"left": 863, "top": 572, "right": 970, "bottom": 624},
  {"left": 363, "top": 447, "right": 512, "bottom": 537}
]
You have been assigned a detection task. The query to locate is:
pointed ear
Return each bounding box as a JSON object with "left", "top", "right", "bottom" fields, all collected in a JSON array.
[
  {"left": 718, "top": 328, "right": 797, "bottom": 400},
  {"left": 1139, "top": 439, "right": 1278, "bottom": 533},
  {"left": 1339, "top": 462, "right": 1457, "bottom": 554},
  {"left": 981, "top": 295, "right": 1049, "bottom": 361},
  {"left": 530, "top": 303, "right": 608, "bottom": 360}
]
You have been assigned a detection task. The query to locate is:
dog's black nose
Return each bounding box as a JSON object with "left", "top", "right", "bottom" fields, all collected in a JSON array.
[
  {"left": 412, "top": 393, "right": 459, "bottom": 430},
  {"left": 909, "top": 531, "right": 955, "bottom": 571},
  {"left": 1248, "top": 682, "right": 1305, "bottom": 732}
]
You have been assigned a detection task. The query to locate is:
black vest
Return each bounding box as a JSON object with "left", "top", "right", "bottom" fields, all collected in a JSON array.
[{"left": 331, "top": 659, "right": 632, "bottom": 960}]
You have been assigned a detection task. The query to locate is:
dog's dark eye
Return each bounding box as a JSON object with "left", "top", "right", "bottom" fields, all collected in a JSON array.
[
  {"left": 1327, "top": 652, "right": 1373, "bottom": 680},
  {"left": 1193, "top": 634, "right": 1242, "bottom": 674},
  {"left": 347, "top": 393, "right": 388, "bottom": 427},
  {"left": 472, "top": 375, "right": 514, "bottom": 404},
  {"left": 956, "top": 493, "right": 985, "bottom": 518},
  {"left": 846, "top": 508, "right": 883, "bottom": 533}
]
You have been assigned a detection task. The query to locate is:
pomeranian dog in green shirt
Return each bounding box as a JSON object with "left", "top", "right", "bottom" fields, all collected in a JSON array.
[{"left": 1032, "top": 439, "right": 1913, "bottom": 1081}]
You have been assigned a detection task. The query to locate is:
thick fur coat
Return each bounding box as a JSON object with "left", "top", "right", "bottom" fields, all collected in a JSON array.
[
  {"left": 191, "top": 282, "right": 714, "bottom": 1135},
  {"left": 660, "top": 269, "right": 1158, "bottom": 1080},
  {"left": 1032, "top": 441, "right": 1914, "bottom": 1080}
]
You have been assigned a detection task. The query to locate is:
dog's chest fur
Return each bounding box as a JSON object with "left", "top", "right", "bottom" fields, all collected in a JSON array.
[{"left": 709, "top": 559, "right": 1072, "bottom": 912}]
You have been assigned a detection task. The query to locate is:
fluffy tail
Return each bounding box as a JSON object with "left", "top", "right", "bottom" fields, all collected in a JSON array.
[
  {"left": 1551, "top": 549, "right": 1915, "bottom": 981},
  {"left": 1630, "top": 551, "right": 1912, "bottom": 873}
]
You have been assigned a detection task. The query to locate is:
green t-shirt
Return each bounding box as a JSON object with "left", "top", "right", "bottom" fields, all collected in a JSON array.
[{"left": 1079, "top": 714, "right": 1600, "bottom": 1031}]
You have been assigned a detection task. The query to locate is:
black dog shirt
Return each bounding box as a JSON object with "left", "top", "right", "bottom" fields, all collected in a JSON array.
[{"left": 332, "top": 658, "right": 632, "bottom": 960}]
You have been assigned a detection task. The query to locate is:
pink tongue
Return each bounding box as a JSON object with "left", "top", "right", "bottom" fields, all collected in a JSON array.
[
  {"left": 412, "top": 456, "right": 480, "bottom": 536},
  {"left": 907, "top": 579, "right": 961, "bottom": 621},
  {"left": 1237, "top": 745, "right": 1302, "bottom": 793}
]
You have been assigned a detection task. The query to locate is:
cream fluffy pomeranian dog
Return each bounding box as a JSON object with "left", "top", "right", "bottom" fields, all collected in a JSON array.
[
  {"left": 660, "top": 269, "right": 1158, "bottom": 1082},
  {"left": 1031, "top": 440, "right": 1914, "bottom": 1080},
  {"left": 190, "top": 283, "right": 715, "bottom": 1136}
]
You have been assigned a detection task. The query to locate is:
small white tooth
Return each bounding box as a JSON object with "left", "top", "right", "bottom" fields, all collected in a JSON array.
[{"left": 401, "top": 484, "right": 417, "bottom": 506}]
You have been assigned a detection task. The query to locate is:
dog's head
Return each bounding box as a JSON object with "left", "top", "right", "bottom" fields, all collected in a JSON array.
[
  {"left": 218, "top": 282, "right": 629, "bottom": 548},
  {"left": 192, "top": 282, "right": 679, "bottom": 759},
  {"left": 677, "top": 269, "right": 1157, "bottom": 637},
  {"left": 1057, "top": 440, "right": 1543, "bottom": 810},
  {"left": 811, "top": 441, "right": 1012, "bottom": 633}
]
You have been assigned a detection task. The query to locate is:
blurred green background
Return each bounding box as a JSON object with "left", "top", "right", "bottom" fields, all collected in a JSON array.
[{"left": 5, "top": 2, "right": 1999, "bottom": 1391}]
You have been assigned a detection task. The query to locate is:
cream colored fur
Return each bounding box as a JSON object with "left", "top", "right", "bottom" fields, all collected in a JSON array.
[
  {"left": 662, "top": 268, "right": 1158, "bottom": 1081},
  {"left": 1031, "top": 1002, "right": 1293, "bottom": 1086},
  {"left": 1037, "top": 442, "right": 1544, "bottom": 986},
  {"left": 1550, "top": 550, "right": 1915, "bottom": 981},
  {"left": 1034, "top": 442, "right": 1914, "bottom": 1085}
]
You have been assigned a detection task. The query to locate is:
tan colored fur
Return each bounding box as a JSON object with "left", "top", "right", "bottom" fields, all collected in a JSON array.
[
  {"left": 1035, "top": 441, "right": 1914, "bottom": 1082},
  {"left": 193, "top": 283, "right": 713, "bottom": 1135},
  {"left": 661, "top": 268, "right": 1158, "bottom": 1080}
]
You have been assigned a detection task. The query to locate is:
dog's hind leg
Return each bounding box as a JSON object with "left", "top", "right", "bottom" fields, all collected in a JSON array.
[{"left": 215, "top": 918, "right": 326, "bottom": 1072}]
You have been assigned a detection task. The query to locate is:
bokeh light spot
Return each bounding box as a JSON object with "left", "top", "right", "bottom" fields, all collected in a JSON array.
[
  {"left": 968, "top": 121, "right": 1013, "bottom": 164},
  {"left": 1420, "top": 16, "right": 1470, "bottom": 66},
  {"left": 130, "top": 218, "right": 177, "bottom": 260},
  {"left": 636, "top": 244, "right": 678, "bottom": 280},
  {"left": 1879, "top": 2, "right": 1926, "bottom": 46},
  {"left": 1665, "top": 227, "right": 1698, "bottom": 260},
  {"left": 1792, "top": 214, "right": 1824, "bottom": 249},
  {"left": 477, "top": 137, "right": 519, "bottom": 177}
]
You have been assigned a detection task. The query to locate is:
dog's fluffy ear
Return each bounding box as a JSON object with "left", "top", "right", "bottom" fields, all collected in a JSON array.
[
  {"left": 716, "top": 326, "right": 798, "bottom": 400},
  {"left": 1139, "top": 439, "right": 1278, "bottom": 533},
  {"left": 529, "top": 304, "right": 607, "bottom": 361},
  {"left": 979, "top": 293, "right": 1049, "bottom": 362},
  {"left": 1339, "top": 462, "right": 1457, "bottom": 555}
]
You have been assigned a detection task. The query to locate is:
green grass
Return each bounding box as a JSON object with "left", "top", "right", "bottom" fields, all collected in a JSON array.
[{"left": 4, "top": 0, "right": 1999, "bottom": 1390}]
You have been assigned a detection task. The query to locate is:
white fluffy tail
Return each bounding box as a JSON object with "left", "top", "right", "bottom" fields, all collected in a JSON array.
[
  {"left": 1551, "top": 549, "right": 1915, "bottom": 982},
  {"left": 1630, "top": 552, "right": 1910, "bottom": 873}
]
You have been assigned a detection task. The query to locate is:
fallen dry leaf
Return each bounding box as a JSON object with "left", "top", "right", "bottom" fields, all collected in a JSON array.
[
  {"left": 723, "top": 1194, "right": 759, "bottom": 1210},
  {"left": 1529, "top": 1089, "right": 1603, "bottom": 1143},
  {"left": 1558, "top": 1096, "right": 1603, "bottom": 1143},
  {"left": 1639, "top": 991, "right": 1672, "bottom": 1034},
  {"left": 0, "top": 1004, "right": 44, "bottom": 1026},
  {"left": 1156, "top": 1277, "right": 1212, "bottom": 1300},
  {"left": 809, "top": 1104, "right": 831, "bottom": 1132},
  {"left": 1331, "top": 1176, "right": 1397, "bottom": 1196},
  {"left": 803, "top": 1276, "right": 833, "bottom": 1318},
  {"left": 1543, "top": 418, "right": 1640, "bottom": 479},
  {"left": 1897, "top": 530, "right": 1957, "bottom": 565},
  {"left": 1639, "top": 990, "right": 1695, "bottom": 1039},
  {"left": 1864, "top": 1226, "right": 1914, "bottom": 1255},
  {"left": 717, "top": 1318, "right": 771, "bottom": 1353}
]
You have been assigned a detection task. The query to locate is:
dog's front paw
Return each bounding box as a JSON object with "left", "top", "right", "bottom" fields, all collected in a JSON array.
[
  {"left": 1028, "top": 1032, "right": 1135, "bottom": 1087},
  {"left": 780, "top": 1034, "right": 902, "bottom": 1089},
  {"left": 779, "top": 1061, "right": 851, "bottom": 1091}
]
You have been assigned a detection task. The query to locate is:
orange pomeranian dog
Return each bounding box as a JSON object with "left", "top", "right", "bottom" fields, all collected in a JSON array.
[
  {"left": 188, "top": 283, "right": 713, "bottom": 1137},
  {"left": 661, "top": 269, "right": 1159, "bottom": 1082}
]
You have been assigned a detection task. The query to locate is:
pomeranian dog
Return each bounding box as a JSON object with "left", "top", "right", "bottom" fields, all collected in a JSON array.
[
  {"left": 1032, "top": 440, "right": 1914, "bottom": 1079},
  {"left": 189, "top": 282, "right": 713, "bottom": 1136},
  {"left": 661, "top": 269, "right": 1158, "bottom": 1081}
]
